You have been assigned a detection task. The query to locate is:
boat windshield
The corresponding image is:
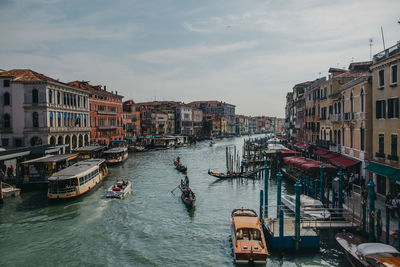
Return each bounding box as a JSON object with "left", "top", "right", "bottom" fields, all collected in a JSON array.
[
  {"left": 236, "top": 228, "right": 262, "bottom": 241},
  {"left": 48, "top": 178, "right": 78, "bottom": 194}
]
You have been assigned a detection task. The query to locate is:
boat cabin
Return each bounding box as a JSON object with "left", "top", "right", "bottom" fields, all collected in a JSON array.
[
  {"left": 72, "top": 145, "right": 106, "bottom": 160},
  {"left": 47, "top": 159, "right": 107, "bottom": 199},
  {"left": 20, "top": 154, "right": 78, "bottom": 184},
  {"left": 103, "top": 147, "right": 128, "bottom": 164}
]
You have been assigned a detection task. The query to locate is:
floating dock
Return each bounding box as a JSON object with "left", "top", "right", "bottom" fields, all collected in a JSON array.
[{"left": 263, "top": 218, "right": 319, "bottom": 250}]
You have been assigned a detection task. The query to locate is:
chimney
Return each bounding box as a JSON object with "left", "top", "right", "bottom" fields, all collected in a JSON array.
[
  {"left": 116, "top": 90, "right": 118, "bottom": 95},
  {"left": 104, "top": 85, "right": 107, "bottom": 91}
]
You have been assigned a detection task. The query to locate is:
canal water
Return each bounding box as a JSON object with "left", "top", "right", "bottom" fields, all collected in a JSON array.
[{"left": 0, "top": 136, "right": 350, "bottom": 266}]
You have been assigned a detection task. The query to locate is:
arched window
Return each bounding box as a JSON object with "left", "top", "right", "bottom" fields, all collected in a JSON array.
[
  {"left": 338, "top": 130, "right": 341, "bottom": 145},
  {"left": 360, "top": 89, "right": 364, "bottom": 112},
  {"left": 58, "top": 112, "right": 61, "bottom": 127},
  {"left": 3, "top": 113, "right": 11, "bottom": 128},
  {"left": 350, "top": 92, "right": 354, "bottom": 113},
  {"left": 32, "top": 112, "right": 39, "bottom": 127},
  {"left": 4, "top": 92, "right": 10, "bottom": 105},
  {"left": 32, "top": 89, "right": 38, "bottom": 104},
  {"left": 84, "top": 115, "right": 87, "bottom": 127},
  {"left": 49, "top": 112, "right": 53, "bottom": 127},
  {"left": 329, "top": 130, "right": 332, "bottom": 142},
  {"left": 57, "top": 91, "right": 60, "bottom": 104},
  {"left": 48, "top": 90, "right": 52, "bottom": 103}
]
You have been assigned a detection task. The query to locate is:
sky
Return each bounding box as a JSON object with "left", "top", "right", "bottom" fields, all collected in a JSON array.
[{"left": 0, "top": 0, "right": 399, "bottom": 117}]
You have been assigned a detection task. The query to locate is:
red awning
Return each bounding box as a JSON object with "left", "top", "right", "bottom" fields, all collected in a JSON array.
[
  {"left": 315, "top": 149, "right": 329, "bottom": 156},
  {"left": 320, "top": 152, "right": 339, "bottom": 159},
  {"left": 280, "top": 149, "right": 300, "bottom": 154},
  {"left": 329, "top": 155, "right": 360, "bottom": 169}
]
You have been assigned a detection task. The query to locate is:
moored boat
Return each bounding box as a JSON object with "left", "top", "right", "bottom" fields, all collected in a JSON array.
[
  {"left": 335, "top": 232, "right": 400, "bottom": 266},
  {"left": 281, "top": 194, "right": 331, "bottom": 220},
  {"left": 230, "top": 209, "right": 268, "bottom": 264},
  {"left": 208, "top": 170, "right": 241, "bottom": 179},
  {"left": 106, "top": 180, "right": 132, "bottom": 199},
  {"left": 47, "top": 159, "right": 108, "bottom": 199},
  {"left": 103, "top": 147, "right": 128, "bottom": 164}
]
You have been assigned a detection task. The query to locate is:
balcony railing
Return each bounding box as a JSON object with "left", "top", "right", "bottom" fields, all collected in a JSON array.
[
  {"left": 316, "top": 139, "right": 330, "bottom": 149},
  {"left": 97, "top": 110, "right": 117, "bottom": 115},
  {"left": 343, "top": 112, "right": 355, "bottom": 121},
  {"left": 98, "top": 126, "right": 118, "bottom": 130},
  {"left": 373, "top": 42, "right": 400, "bottom": 63},
  {"left": 329, "top": 114, "right": 341, "bottom": 122}
]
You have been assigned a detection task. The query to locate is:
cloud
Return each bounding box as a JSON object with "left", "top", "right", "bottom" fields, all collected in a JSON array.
[{"left": 133, "top": 41, "right": 259, "bottom": 64}]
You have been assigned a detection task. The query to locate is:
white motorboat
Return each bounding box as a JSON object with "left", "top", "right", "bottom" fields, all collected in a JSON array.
[
  {"left": 106, "top": 180, "right": 132, "bottom": 199},
  {"left": 281, "top": 194, "right": 331, "bottom": 219}
]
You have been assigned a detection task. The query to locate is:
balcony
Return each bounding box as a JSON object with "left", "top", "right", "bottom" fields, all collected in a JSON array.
[
  {"left": 343, "top": 112, "right": 355, "bottom": 121},
  {"left": 329, "top": 114, "right": 341, "bottom": 122},
  {"left": 49, "top": 126, "right": 91, "bottom": 133},
  {"left": 97, "top": 126, "right": 118, "bottom": 130},
  {"left": 388, "top": 154, "right": 399, "bottom": 162},
  {"left": 375, "top": 152, "right": 385, "bottom": 158},
  {"left": 97, "top": 110, "right": 117, "bottom": 115},
  {"left": 373, "top": 42, "right": 400, "bottom": 63}
]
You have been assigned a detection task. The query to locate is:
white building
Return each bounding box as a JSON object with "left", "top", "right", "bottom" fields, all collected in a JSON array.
[
  {"left": 0, "top": 69, "right": 90, "bottom": 152},
  {"left": 175, "top": 106, "right": 193, "bottom": 135}
]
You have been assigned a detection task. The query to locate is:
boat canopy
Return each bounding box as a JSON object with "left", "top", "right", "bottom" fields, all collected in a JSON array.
[
  {"left": 21, "top": 154, "right": 78, "bottom": 164},
  {"left": 104, "top": 147, "right": 127, "bottom": 154},
  {"left": 48, "top": 159, "right": 104, "bottom": 181},
  {"left": 357, "top": 243, "right": 399, "bottom": 256}
]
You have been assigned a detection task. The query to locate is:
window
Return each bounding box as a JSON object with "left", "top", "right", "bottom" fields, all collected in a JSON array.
[
  {"left": 3, "top": 114, "right": 10, "bottom": 128},
  {"left": 32, "top": 89, "right": 38, "bottom": 104},
  {"left": 350, "top": 92, "right": 354, "bottom": 113},
  {"left": 2, "top": 138, "right": 9, "bottom": 147},
  {"left": 3, "top": 80, "right": 10, "bottom": 87},
  {"left": 379, "top": 134, "right": 384, "bottom": 154},
  {"left": 63, "top": 93, "right": 66, "bottom": 105},
  {"left": 391, "top": 134, "right": 398, "bottom": 158},
  {"left": 392, "top": 65, "right": 398, "bottom": 84},
  {"left": 58, "top": 113, "right": 61, "bottom": 127},
  {"left": 48, "top": 90, "right": 52, "bottom": 103},
  {"left": 388, "top": 98, "right": 399, "bottom": 118},
  {"left": 360, "top": 128, "right": 365, "bottom": 151},
  {"left": 376, "top": 100, "right": 386, "bottom": 119},
  {"left": 379, "top": 69, "right": 385, "bottom": 87},
  {"left": 350, "top": 128, "right": 353, "bottom": 148},
  {"left": 4, "top": 92, "right": 10, "bottom": 105},
  {"left": 32, "top": 112, "right": 39, "bottom": 127},
  {"left": 360, "top": 89, "right": 364, "bottom": 112},
  {"left": 49, "top": 112, "right": 53, "bottom": 127},
  {"left": 57, "top": 92, "right": 60, "bottom": 104}
]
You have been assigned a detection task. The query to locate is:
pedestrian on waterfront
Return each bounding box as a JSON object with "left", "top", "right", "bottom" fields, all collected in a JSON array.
[
  {"left": 392, "top": 197, "right": 398, "bottom": 218},
  {"left": 386, "top": 192, "right": 393, "bottom": 216},
  {"left": 362, "top": 188, "right": 368, "bottom": 205}
]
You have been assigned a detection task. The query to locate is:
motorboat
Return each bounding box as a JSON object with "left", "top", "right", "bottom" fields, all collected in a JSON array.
[
  {"left": 106, "top": 180, "right": 132, "bottom": 199},
  {"left": 230, "top": 209, "right": 268, "bottom": 264},
  {"left": 209, "top": 141, "right": 216, "bottom": 147},
  {"left": 281, "top": 194, "right": 331, "bottom": 220},
  {"left": 336, "top": 232, "right": 400, "bottom": 266}
]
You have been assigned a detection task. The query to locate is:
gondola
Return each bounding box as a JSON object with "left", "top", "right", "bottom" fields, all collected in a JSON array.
[
  {"left": 180, "top": 184, "right": 196, "bottom": 206},
  {"left": 174, "top": 160, "right": 187, "bottom": 173},
  {"left": 207, "top": 170, "right": 241, "bottom": 179}
]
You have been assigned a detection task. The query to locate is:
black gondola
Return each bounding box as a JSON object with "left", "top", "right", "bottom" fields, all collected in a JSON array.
[{"left": 174, "top": 160, "right": 187, "bottom": 173}]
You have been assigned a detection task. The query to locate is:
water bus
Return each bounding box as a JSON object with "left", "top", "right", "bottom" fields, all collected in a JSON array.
[
  {"left": 47, "top": 159, "right": 108, "bottom": 199},
  {"left": 103, "top": 140, "right": 128, "bottom": 164},
  {"left": 20, "top": 154, "right": 78, "bottom": 185},
  {"left": 72, "top": 145, "right": 106, "bottom": 160},
  {"left": 230, "top": 209, "right": 268, "bottom": 264}
]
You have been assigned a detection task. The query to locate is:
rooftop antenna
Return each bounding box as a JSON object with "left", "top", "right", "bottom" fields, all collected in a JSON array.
[
  {"left": 380, "top": 26, "right": 386, "bottom": 51},
  {"left": 369, "top": 38, "right": 373, "bottom": 60}
]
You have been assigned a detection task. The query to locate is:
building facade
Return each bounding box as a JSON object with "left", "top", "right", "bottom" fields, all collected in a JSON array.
[
  {"left": 0, "top": 69, "right": 90, "bottom": 151},
  {"left": 175, "top": 106, "right": 193, "bottom": 135},
  {"left": 68, "top": 81, "right": 123, "bottom": 145},
  {"left": 123, "top": 100, "right": 141, "bottom": 138},
  {"left": 367, "top": 42, "right": 400, "bottom": 196}
]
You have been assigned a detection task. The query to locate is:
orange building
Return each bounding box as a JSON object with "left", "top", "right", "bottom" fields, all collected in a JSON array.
[
  {"left": 68, "top": 81, "right": 123, "bottom": 145},
  {"left": 123, "top": 100, "right": 141, "bottom": 138}
]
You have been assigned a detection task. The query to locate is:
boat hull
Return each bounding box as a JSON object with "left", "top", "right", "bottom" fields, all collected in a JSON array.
[{"left": 106, "top": 182, "right": 132, "bottom": 199}]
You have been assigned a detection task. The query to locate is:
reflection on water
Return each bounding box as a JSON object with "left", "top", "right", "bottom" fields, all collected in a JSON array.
[{"left": 0, "top": 135, "right": 350, "bottom": 266}]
